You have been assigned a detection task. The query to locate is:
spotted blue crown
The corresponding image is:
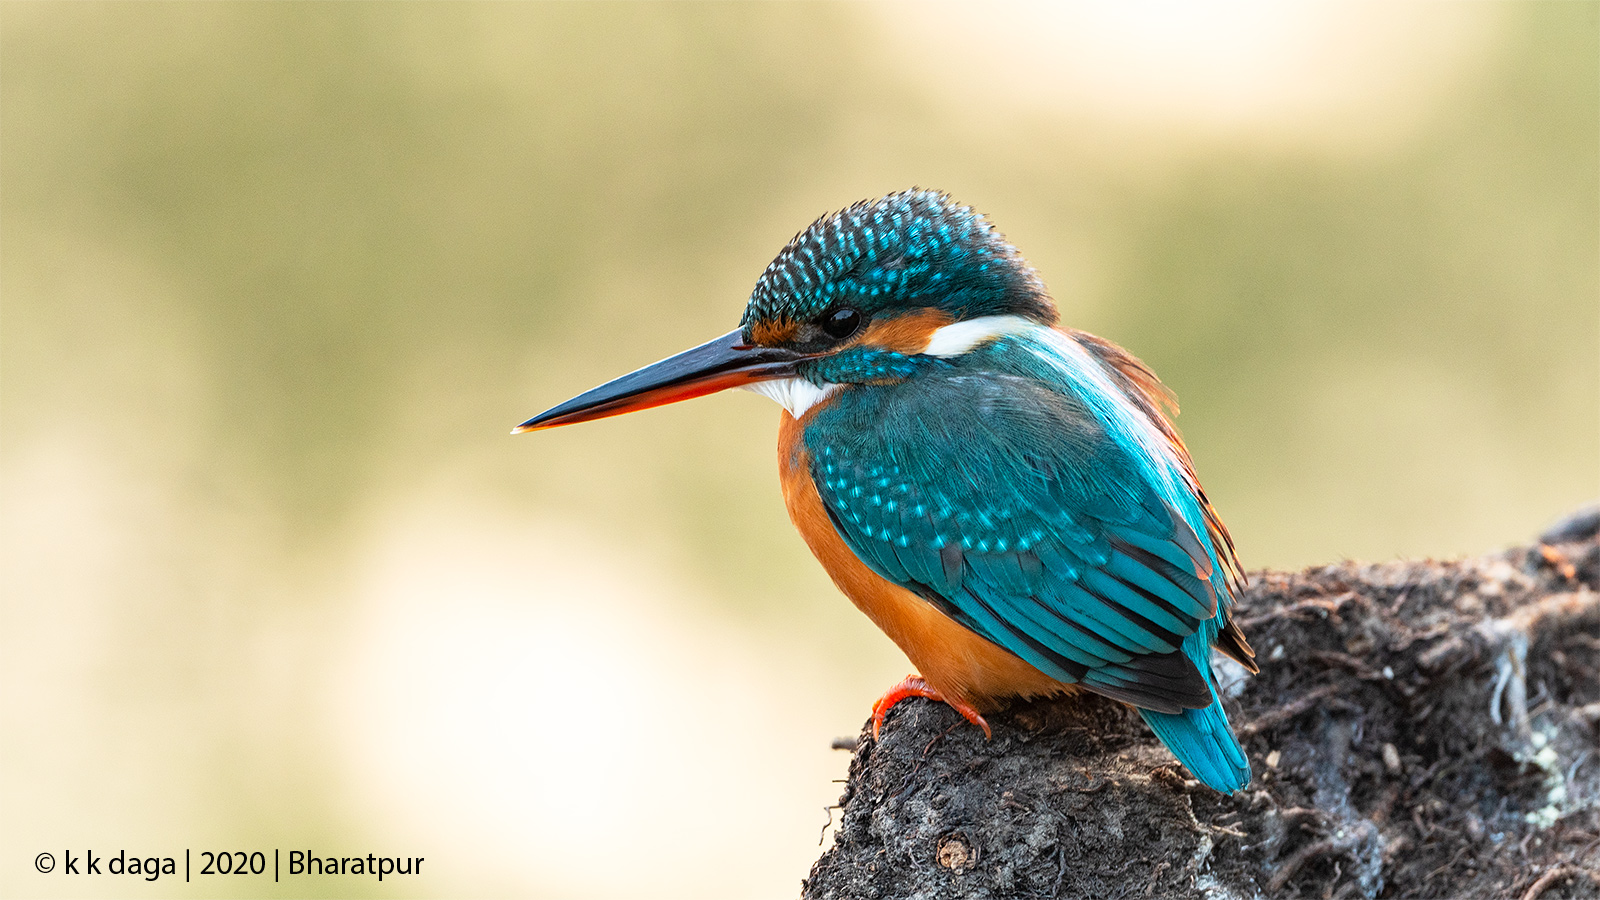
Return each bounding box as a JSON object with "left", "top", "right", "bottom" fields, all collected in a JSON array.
[{"left": 740, "top": 190, "right": 1056, "bottom": 337}]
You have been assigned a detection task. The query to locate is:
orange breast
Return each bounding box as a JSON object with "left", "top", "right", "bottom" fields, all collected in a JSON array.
[{"left": 776, "top": 406, "right": 1076, "bottom": 712}]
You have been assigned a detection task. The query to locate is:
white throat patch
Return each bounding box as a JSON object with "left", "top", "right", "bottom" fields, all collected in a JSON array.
[
  {"left": 741, "top": 377, "right": 840, "bottom": 419},
  {"left": 741, "top": 315, "right": 1039, "bottom": 419}
]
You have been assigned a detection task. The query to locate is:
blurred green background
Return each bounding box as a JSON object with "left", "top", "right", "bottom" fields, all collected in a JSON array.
[{"left": 2, "top": 3, "right": 1595, "bottom": 897}]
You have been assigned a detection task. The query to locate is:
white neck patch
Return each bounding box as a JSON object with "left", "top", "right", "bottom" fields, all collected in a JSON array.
[
  {"left": 740, "top": 315, "right": 1039, "bottom": 419},
  {"left": 922, "top": 314, "right": 1042, "bottom": 357},
  {"left": 741, "top": 377, "right": 840, "bottom": 419}
]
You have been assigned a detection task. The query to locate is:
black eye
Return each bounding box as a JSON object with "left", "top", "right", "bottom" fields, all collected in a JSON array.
[{"left": 823, "top": 308, "right": 863, "bottom": 340}]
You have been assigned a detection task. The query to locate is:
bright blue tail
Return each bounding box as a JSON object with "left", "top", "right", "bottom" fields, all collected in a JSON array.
[{"left": 1140, "top": 700, "right": 1251, "bottom": 793}]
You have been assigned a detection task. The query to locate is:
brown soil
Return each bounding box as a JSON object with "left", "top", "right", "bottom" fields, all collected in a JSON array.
[{"left": 804, "top": 508, "right": 1600, "bottom": 899}]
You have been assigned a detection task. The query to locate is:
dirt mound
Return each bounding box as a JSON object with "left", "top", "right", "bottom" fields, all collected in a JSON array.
[{"left": 805, "top": 509, "right": 1600, "bottom": 899}]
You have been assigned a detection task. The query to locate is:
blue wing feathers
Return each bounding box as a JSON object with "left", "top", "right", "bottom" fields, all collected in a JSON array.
[
  {"left": 1141, "top": 703, "right": 1252, "bottom": 793},
  {"left": 890, "top": 536, "right": 938, "bottom": 591},
  {"left": 1104, "top": 544, "right": 1214, "bottom": 618},
  {"left": 1110, "top": 524, "right": 1215, "bottom": 592},
  {"left": 968, "top": 572, "right": 1113, "bottom": 670},
  {"left": 1037, "top": 604, "right": 1137, "bottom": 664},
  {"left": 968, "top": 551, "right": 1038, "bottom": 597},
  {"left": 1047, "top": 583, "right": 1176, "bottom": 655},
  {"left": 806, "top": 330, "right": 1252, "bottom": 792},
  {"left": 1080, "top": 567, "right": 1193, "bottom": 637},
  {"left": 958, "top": 591, "right": 1086, "bottom": 683},
  {"left": 1032, "top": 543, "right": 1082, "bottom": 581}
]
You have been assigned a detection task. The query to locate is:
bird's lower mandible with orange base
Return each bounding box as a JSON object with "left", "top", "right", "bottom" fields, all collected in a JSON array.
[{"left": 516, "top": 189, "right": 1258, "bottom": 794}]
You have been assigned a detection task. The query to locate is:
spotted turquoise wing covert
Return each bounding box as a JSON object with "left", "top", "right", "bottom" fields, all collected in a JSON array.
[{"left": 803, "top": 338, "right": 1253, "bottom": 791}]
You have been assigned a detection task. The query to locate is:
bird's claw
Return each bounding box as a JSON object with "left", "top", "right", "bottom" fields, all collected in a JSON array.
[{"left": 871, "top": 674, "right": 992, "bottom": 740}]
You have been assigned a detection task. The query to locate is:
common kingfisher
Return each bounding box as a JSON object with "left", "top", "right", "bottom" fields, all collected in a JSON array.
[{"left": 516, "top": 190, "right": 1258, "bottom": 793}]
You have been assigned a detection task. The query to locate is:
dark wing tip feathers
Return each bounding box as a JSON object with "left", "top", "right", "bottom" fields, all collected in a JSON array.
[
  {"left": 1082, "top": 651, "right": 1214, "bottom": 713},
  {"left": 1216, "top": 617, "right": 1259, "bottom": 674}
]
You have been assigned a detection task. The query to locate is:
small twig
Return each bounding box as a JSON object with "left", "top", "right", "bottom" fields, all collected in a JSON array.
[
  {"left": 1266, "top": 838, "right": 1336, "bottom": 893},
  {"left": 1278, "top": 806, "right": 1330, "bottom": 831},
  {"left": 1208, "top": 822, "right": 1247, "bottom": 839},
  {"left": 1520, "top": 866, "right": 1600, "bottom": 900},
  {"left": 1142, "top": 860, "right": 1170, "bottom": 897},
  {"left": 1425, "top": 844, "right": 1474, "bottom": 884},
  {"left": 817, "top": 804, "right": 838, "bottom": 846},
  {"left": 923, "top": 719, "right": 963, "bottom": 761},
  {"left": 1239, "top": 685, "right": 1341, "bottom": 737},
  {"left": 1332, "top": 876, "right": 1364, "bottom": 899},
  {"left": 1308, "top": 650, "right": 1385, "bottom": 680},
  {"left": 1565, "top": 749, "right": 1592, "bottom": 787},
  {"left": 1236, "top": 594, "right": 1358, "bottom": 631},
  {"left": 1410, "top": 756, "right": 1449, "bottom": 790}
]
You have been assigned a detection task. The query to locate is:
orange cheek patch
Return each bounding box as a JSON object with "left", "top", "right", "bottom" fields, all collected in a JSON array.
[
  {"left": 856, "top": 309, "right": 956, "bottom": 354},
  {"left": 748, "top": 318, "right": 798, "bottom": 346}
]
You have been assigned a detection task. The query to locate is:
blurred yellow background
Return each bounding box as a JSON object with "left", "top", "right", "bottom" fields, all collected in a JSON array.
[{"left": 2, "top": 3, "right": 1595, "bottom": 897}]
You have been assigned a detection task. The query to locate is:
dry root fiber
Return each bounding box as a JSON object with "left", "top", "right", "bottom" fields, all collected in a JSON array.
[{"left": 805, "top": 507, "right": 1600, "bottom": 900}]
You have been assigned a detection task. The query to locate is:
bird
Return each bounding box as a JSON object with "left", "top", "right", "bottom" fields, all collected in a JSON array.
[{"left": 515, "top": 189, "right": 1258, "bottom": 793}]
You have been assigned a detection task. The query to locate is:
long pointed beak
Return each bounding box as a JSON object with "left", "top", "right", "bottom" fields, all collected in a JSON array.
[{"left": 514, "top": 329, "right": 810, "bottom": 433}]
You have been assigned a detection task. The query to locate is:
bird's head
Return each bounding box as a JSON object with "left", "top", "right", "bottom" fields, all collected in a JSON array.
[{"left": 516, "top": 189, "right": 1058, "bottom": 432}]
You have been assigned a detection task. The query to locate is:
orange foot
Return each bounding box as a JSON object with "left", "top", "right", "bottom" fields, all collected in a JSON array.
[{"left": 871, "top": 675, "right": 992, "bottom": 740}]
